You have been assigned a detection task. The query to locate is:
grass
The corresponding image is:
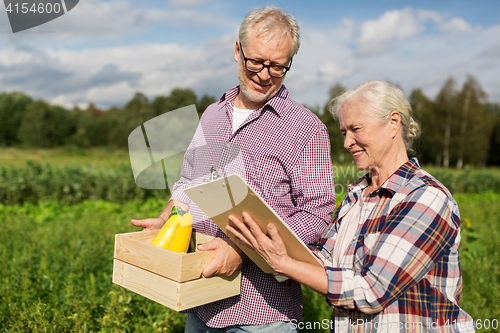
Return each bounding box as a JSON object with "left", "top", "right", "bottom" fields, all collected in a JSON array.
[
  {"left": 0, "top": 148, "right": 498, "bottom": 332},
  {"left": 0, "top": 147, "right": 130, "bottom": 168},
  {"left": 0, "top": 194, "right": 498, "bottom": 332},
  {"left": 0, "top": 199, "right": 187, "bottom": 332},
  {"left": 453, "top": 192, "right": 500, "bottom": 326}
]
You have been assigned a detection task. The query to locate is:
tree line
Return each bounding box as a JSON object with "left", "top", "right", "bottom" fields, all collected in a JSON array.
[
  {"left": 1, "top": 75, "right": 499, "bottom": 167},
  {"left": 317, "top": 75, "right": 500, "bottom": 167},
  {"left": 0, "top": 88, "right": 216, "bottom": 150}
]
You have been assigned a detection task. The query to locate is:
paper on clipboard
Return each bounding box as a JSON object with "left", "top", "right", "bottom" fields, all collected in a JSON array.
[{"left": 183, "top": 174, "right": 323, "bottom": 276}]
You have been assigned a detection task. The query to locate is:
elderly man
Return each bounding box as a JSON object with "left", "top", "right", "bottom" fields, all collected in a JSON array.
[{"left": 132, "top": 6, "right": 336, "bottom": 332}]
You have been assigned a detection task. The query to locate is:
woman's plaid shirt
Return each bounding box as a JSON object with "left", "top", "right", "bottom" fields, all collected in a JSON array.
[{"left": 311, "top": 158, "right": 475, "bottom": 332}]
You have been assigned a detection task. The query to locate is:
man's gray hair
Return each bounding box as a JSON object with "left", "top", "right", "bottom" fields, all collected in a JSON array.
[{"left": 239, "top": 6, "right": 300, "bottom": 58}]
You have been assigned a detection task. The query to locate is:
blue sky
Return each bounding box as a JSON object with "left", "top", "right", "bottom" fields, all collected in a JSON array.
[{"left": 0, "top": 0, "right": 499, "bottom": 109}]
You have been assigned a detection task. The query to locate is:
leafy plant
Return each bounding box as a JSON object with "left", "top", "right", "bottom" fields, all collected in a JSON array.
[{"left": 0, "top": 199, "right": 186, "bottom": 333}]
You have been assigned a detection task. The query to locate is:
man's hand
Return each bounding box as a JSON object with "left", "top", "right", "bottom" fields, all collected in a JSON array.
[
  {"left": 197, "top": 238, "right": 246, "bottom": 277},
  {"left": 131, "top": 200, "right": 189, "bottom": 231},
  {"left": 130, "top": 217, "right": 166, "bottom": 231}
]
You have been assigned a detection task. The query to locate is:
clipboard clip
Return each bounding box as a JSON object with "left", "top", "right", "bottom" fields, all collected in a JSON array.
[{"left": 204, "top": 167, "right": 223, "bottom": 183}]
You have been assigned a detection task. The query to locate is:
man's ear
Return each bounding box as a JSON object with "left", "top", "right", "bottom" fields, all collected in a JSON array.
[
  {"left": 234, "top": 41, "right": 240, "bottom": 63},
  {"left": 390, "top": 110, "right": 402, "bottom": 138}
]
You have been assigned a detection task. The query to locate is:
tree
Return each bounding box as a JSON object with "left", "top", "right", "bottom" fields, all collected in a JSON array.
[
  {"left": 17, "top": 101, "right": 76, "bottom": 147},
  {"left": 434, "top": 77, "right": 459, "bottom": 167},
  {"left": 322, "top": 83, "right": 346, "bottom": 163},
  {"left": 168, "top": 88, "right": 198, "bottom": 111},
  {"left": 196, "top": 94, "right": 217, "bottom": 118},
  {"left": 410, "top": 89, "right": 437, "bottom": 164},
  {"left": 123, "top": 92, "right": 154, "bottom": 124},
  {"left": 456, "top": 75, "right": 491, "bottom": 167},
  {"left": 0, "top": 92, "right": 33, "bottom": 146},
  {"left": 486, "top": 103, "right": 500, "bottom": 165},
  {"left": 105, "top": 106, "right": 128, "bottom": 149},
  {"left": 71, "top": 103, "right": 110, "bottom": 147},
  {"left": 151, "top": 88, "right": 198, "bottom": 116}
]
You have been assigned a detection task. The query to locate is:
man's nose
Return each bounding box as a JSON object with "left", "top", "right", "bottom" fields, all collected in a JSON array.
[{"left": 256, "top": 66, "right": 271, "bottom": 81}]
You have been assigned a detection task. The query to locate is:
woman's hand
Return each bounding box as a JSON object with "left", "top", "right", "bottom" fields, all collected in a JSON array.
[
  {"left": 228, "top": 212, "right": 329, "bottom": 294},
  {"left": 226, "top": 212, "right": 293, "bottom": 275}
]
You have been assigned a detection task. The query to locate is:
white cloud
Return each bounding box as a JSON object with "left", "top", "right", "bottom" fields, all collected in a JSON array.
[
  {"left": 359, "top": 8, "right": 423, "bottom": 44},
  {"left": 1, "top": 3, "right": 499, "bottom": 111},
  {"left": 439, "top": 17, "right": 472, "bottom": 33},
  {"left": 341, "top": 18, "right": 355, "bottom": 29},
  {"left": 479, "top": 44, "right": 500, "bottom": 58},
  {"left": 1, "top": 0, "right": 229, "bottom": 42},
  {"left": 284, "top": 9, "right": 500, "bottom": 107},
  {"left": 0, "top": 30, "right": 238, "bottom": 107},
  {"left": 416, "top": 9, "right": 443, "bottom": 24},
  {"left": 355, "top": 8, "right": 426, "bottom": 55}
]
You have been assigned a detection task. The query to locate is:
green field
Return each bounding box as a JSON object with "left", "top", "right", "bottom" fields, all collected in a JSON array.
[
  {"left": 0, "top": 147, "right": 130, "bottom": 168},
  {"left": 0, "top": 148, "right": 499, "bottom": 332}
]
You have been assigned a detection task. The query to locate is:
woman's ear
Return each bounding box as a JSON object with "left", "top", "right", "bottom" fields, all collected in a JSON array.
[{"left": 389, "top": 110, "right": 402, "bottom": 138}]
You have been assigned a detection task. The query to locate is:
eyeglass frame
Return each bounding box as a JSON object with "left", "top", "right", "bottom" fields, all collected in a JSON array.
[{"left": 238, "top": 42, "right": 293, "bottom": 78}]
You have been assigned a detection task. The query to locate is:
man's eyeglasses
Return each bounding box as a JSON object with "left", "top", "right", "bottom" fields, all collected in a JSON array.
[{"left": 239, "top": 43, "right": 292, "bottom": 78}]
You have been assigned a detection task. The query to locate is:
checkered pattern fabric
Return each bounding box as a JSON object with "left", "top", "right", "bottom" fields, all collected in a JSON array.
[
  {"left": 311, "top": 158, "right": 475, "bottom": 332},
  {"left": 170, "top": 85, "right": 336, "bottom": 328}
]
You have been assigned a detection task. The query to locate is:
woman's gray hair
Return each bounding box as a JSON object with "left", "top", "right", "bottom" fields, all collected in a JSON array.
[
  {"left": 329, "top": 80, "right": 421, "bottom": 154},
  {"left": 239, "top": 6, "right": 300, "bottom": 59}
]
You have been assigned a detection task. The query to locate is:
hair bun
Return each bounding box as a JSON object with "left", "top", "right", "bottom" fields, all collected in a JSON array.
[{"left": 408, "top": 117, "right": 421, "bottom": 139}]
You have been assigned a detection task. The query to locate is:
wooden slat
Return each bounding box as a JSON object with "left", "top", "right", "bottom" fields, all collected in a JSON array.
[
  {"left": 180, "top": 233, "right": 216, "bottom": 281},
  {"left": 114, "top": 231, "right": 183, "bottom": 281},
  {"left": 195, "top": 233, "right": 216, "bottom": 248},
  {"left": 113, "top": 259, "right": 181, "bottom": 310},
  {"left": 114, "top": 231, "right": 216, "bottom": 282},
  {"left": 113, "top": 259, "right": 241, "bottom": 311},
  {"left": 179, "top": 270, "right": 241, "bottom": 310},
  {"left": 179, "top": 251, "right": 215, "bottom": 281}
]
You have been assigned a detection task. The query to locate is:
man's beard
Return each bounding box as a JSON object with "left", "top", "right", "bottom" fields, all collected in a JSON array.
[{"left": 236, "top": 64, "right": 277, "bottom": 107}]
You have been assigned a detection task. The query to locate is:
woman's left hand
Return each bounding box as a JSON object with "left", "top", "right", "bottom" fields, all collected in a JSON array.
[{"left": 226, "top": 212, "right": 293, "bottom": 275}]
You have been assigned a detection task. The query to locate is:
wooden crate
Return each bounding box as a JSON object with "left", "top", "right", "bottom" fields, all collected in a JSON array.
[{"left": 113, "top": 230, "right": 241, "bottom": 311}]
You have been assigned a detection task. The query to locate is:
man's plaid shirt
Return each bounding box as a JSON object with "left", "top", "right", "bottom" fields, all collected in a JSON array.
[{"left": 171, "top": 85, "right": 336, "bottom": 328}]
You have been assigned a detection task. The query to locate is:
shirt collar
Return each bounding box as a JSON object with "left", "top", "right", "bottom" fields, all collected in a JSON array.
[
  {"left": 348, "top": 158, "right": 421, "bottom": 196},
  {"left": 219, "top": 85, "right": 289, "bottom": 117},
  {"left": 380, "top": 157, "right": 420, "bottom": 195}
]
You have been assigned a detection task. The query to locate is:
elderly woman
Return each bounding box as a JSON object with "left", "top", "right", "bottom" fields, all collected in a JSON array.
[{"left": 227, "top": 80, "right": 475, "bottom": 332}]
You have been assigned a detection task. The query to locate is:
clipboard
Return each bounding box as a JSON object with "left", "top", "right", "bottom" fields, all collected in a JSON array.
[{"left": 183, "top": 173, "right": 323, "bottom": 276}]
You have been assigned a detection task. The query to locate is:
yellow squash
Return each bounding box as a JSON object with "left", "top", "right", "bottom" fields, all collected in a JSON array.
[
  {"left": 150, "top": 207, "right": 184, "bottom": 248},
  {"left": 166, "top": 213, "right": 193, "bottom": 253}
]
